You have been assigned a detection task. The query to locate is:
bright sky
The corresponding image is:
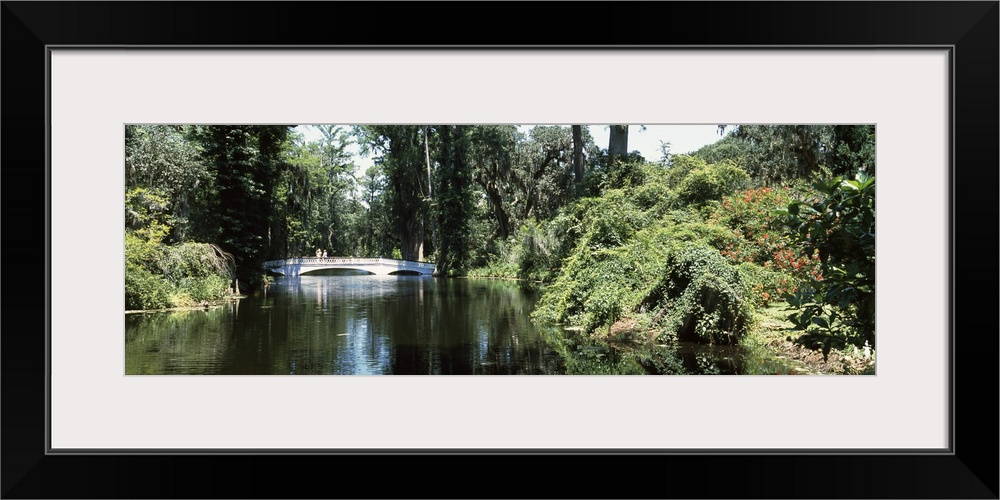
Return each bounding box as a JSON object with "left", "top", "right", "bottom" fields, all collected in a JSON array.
[
  {"left": 582, "top": 124, "right": 726, "bottom": 158},
  {"left": 293, "top": 124, "right": 727, "bottom": 172}
]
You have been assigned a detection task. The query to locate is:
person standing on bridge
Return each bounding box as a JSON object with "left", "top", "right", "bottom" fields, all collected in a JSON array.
[
  {"left": 315, "top": 248, "right": 321, "bottom": 258},
  {"left": 322, "top": 249, "right": 328, "bottom": 259}
]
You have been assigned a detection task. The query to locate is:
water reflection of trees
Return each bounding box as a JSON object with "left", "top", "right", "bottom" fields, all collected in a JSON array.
[
  {"left": 382, "top": 278, "right": 564, "bottom": 375},
  {"left": 537, "top": 327, "right": 805, "bottom": 375},
  {"left": 126, "top": 277, "right": 802, "bottom": 375},
  {"left": 125, "top": 304, "right": 237, "bottom": 374},
  {"left": 183, "top": 276, "right": 566, "bottom": 375}
]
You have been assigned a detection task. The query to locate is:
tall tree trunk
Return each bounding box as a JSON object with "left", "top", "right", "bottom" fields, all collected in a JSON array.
[
  {"left": 794, "top": 125, "right": 820, "bottom": 178},
  {"left": 608, "top": 125, "right": 629, "bottom": 161},
  {"left": 400, "top": 217, "right": 421, "bottom": 261},
  {"left": 486, "top": 188, "right": 510, "bottom": 240},
  {"left": 425, "top": 127, "right": 433, "bottom": 198},
  {"left": 572, "top": 125, "right": 584, "bottom": 186},
  {"left": 417, "top": 228, "right": 424, "bottom": 261},
  {"left": 422, "top": 127, "right": 433, "bottom": 261}
]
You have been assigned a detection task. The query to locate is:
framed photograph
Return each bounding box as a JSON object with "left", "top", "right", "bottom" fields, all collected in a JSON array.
[{"left": 3, "top": 2, "right": 996, "bottom": 498}]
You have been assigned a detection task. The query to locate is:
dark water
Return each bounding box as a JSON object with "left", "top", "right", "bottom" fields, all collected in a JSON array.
[{"left": 125, "top": 275, "right": 801, "bottom": 375}]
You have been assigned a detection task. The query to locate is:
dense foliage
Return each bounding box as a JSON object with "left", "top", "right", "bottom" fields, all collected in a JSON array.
[
  {"left": 125, "top": 188, "right": 234, "bottom": 310},
  {"left": 124, "top": 124, "right": 877, "bottom": 367},
  {"left": 522, "top": 125, "right": 875, "bottom": 363},
  {"left": 530, "top": 160, "right": 766, "bottom": 345},
  {"left": 777, "top": 172, "right": 876, "bottom": 358}
]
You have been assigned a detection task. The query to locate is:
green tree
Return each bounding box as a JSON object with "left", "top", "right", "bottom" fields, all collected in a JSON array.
[
  {"left": 189, "top": 125, "right": 291, "bottom": 285},
  {"left": 357, "top": 164, "right": 395, "bottom": 257},
  {"left": 125, "top": 125, "right": 208, "bottom": 242},
  {"left": 707, "top": 125, "right": 875, "bottom": 185},
  {"left": 572, "top": 125, "right": 584, "bottom": 187},
  {"left": 315, "top": 125, "right": 360, "bottom": 256},
  {"left": 514, "top": 125, "right": 576, "bottom": 223},
  {"left": 827, "top": 125, "right": 875, "bottom": 178},
  {"left": 276, "top": 132, "right": 322, "bottom": 257},
  {"left": 432, "top": 125, "right": 475, "bottom": 275},
  {"left": 690, "top": 133, "right": 754, "bottom": 171},
  {"left": 468, "top": 125, "right": 596, "bottom": 242},
  {"left": 468, "top": 125, "right": 519, "bottom": 240},
  {"left": 777, "top": 172, "right": 876, "bottom": 359},
  {"left": 728, "top": 125, "right": 829, "bottom": 183},
  {"left": 355, "top": 125, "right": 430, "bottom": 261}
]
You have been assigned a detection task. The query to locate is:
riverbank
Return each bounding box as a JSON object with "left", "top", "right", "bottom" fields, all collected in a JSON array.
[
  {"left": 125, "top": 294, "right": 246, "bottom": 314},
  {"left": 560, "top": 301, "right": 874, "bottom": 375},
  {"left": 464, "top": 274, "right": 878, "bottom": 374},
  {"left": 743, "top": 302, "right": 876, "bottom": 375}
]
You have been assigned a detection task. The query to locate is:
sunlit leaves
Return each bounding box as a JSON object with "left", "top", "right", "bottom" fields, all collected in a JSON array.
[{"left": 779, "top": 172, "right": 876, "bottom": 359}]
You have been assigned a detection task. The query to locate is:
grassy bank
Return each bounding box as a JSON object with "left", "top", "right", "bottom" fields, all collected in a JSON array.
[
  {"left": 744, "top": 302, "right": 875, "bottom": 375},
  {"left": 124, "top": 293, "right": 246, "bottom": 314}
]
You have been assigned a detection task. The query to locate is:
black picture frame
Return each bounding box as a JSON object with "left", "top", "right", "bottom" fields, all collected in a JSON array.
[{"left": 3, "top": 2, "right": 996, "bottom": 498}]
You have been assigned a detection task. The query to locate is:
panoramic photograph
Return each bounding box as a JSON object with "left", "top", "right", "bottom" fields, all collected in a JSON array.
[{"left": 124, "top": 124, "right": 875, "bottom": 375}]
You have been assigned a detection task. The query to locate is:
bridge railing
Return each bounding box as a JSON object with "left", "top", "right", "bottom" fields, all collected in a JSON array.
[{"left": 263, "top": 257, "right": 436, "bottom": 270}]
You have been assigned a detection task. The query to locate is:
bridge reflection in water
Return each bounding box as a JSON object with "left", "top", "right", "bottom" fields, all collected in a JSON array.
[{"left": 263, "top": 257, "right": 436, "bottom": 277}]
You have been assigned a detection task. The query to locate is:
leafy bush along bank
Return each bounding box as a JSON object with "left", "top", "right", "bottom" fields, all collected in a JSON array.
[
  {"left": 529, "top": 158, "right": 865, "bottom": 353},
  {"left": 529, "top": 213, "right": 771, "bottom": 344},
  {"left": 126, "top": 188, "right": 237, "bottom": 311}
]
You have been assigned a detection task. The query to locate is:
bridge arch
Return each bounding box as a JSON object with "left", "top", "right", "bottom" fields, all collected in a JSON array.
[
  {"left": 262, "top": 257, "right": 436, "bottom": 277},
  {"left": 297, "top": 266, "right": 376, "bottom": 276}
]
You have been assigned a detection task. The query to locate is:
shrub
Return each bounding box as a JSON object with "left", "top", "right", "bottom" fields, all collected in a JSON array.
[
  {"left": 532, "top": 246, "right": 658, "bottom": 333},
  {"left": 531, "top": 219, "right": 678, "bottom": 330},
  {"left": 641, "top": 243, "right": 756, "bottom": 344},
  {"left": 466, "top": 261, "right": 519, "bottom": 279},
  {"left": 675, "top": 161, "right": 750, "bottom": 207},
  {"left": 709, "top": 186, "right": 820, "bottom": 300},
  {"left": 125, "top": 187, "right": 236, "bottom": 310},
  {"left": 125, "top": 266, "right": 171, "bottom": 310},
  {"left": 736, "top": 261, "right": 791, "bottom": 307},
  {"left": 126, "top": 239, "right": 235, "bottom": 310},
  {"left": 631, "top": 181, "right": 675, "bottom": 219},
  {"left": 665, "top": 155, "right": 709, "bottom": 188},
  {"left": 161, "top": 243, "right": 234, "bottom": 282},
  {"left": 176, "top": 274, "right": 230, "bottom": 303},
  {"left": 583, "top": 153, "right": 648, "bottom": 194},
  {"left": 513, "top": 219, "right": 561, "bottom": 282},
  {"left": 777, "top": 172, "right": 876, "bottom": 358},
  {"left": 533, "top": 219, "right": 757, "bottom": 345}
]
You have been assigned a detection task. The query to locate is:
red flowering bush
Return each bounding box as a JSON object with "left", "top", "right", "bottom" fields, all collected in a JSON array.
[{"left": 709, "top": 186, "right": 820, "bottom": 301}]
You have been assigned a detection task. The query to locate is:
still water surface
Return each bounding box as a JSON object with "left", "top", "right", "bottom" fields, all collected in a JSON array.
[{"left": 125, "top": 275, "right": 798, "bottom": 375}]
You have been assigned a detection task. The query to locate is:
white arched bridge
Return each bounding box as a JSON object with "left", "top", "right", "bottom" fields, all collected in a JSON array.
[{"left": 262, "top": 257, "right": 436, "bottom": 277}]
